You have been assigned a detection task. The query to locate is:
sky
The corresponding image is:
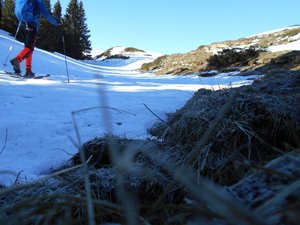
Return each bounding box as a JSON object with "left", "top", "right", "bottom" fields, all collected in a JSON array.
[
  {"left": 52, "top": 0, "right": 300, "bottom": 54},
  {"left": 0, "top": 29, "right": 260, "bottom": 185}
]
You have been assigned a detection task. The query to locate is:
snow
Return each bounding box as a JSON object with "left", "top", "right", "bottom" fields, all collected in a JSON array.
[
  {"left": 265, "top": 27, "right": 300, "bottom": 52},
  {"left": 291, "top": 32, "right": 300, "bottom": 40},
  {"left": 247, "top": 25, "right": 300, "bottom": 38},
  {"left": 99, "top": 46, "right": 163, "bottom": 58},
  {"left": 248, "top": 26, "right": 300, "bottom": 52},
  {"left": 0, "top": 29, "right": 262, "bottom": 186},
  {"left": 205, "top": 26, "right": 300, "bottom": 54},
  {"left": 268, "top": 39, "right": 300, "bottom": 52},
  {"left": 90, "top": 49, "right": 104, "bottom": 58},
  {"left": 109, "top": 46, "right": 127, "bottom": 55},
  {"left": 207, "top": 29, "right": 300, "bottom": 54}
]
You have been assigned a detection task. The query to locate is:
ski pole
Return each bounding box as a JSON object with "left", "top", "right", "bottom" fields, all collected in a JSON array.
[
  {"left": 3, "top": 21, "right": 22, "bottom": 70},
  {"left": 60, "top": 23, "right": 70, "bottom": 83}
]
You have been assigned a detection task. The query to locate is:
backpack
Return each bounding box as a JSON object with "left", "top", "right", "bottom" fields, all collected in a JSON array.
[{"left": 15, "top": 0, "right": 38, "bottom": 22}]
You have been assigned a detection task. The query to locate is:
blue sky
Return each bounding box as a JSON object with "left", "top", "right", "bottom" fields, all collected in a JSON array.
[{"left": 53, "top": 0, "right": 300, "bottom": 54}]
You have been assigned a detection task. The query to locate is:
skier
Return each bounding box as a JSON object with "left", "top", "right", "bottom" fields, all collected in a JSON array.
[{"left": 10, "top": 0, "right": 59, "bottom": 77}]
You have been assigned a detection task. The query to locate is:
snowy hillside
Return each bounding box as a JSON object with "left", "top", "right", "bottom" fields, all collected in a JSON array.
[
  {"left": 90, "top": 49, "right": 104, "bottom": 58},
  {"left": 245, "top": 25, "right": 300, "bottom": 52},
  {"left": 141, "top": 26, "right": 300, "bottom": 75},
  {"left": 0, "top": 29, "right": 260, "bottom": 186},
  {"left": 247, "top": 25, "right": 300, "bottom": 38},
  {"left": 94, "top": 46, "right": 162, "bottom": 59},
  {"left": 208, "top": 25, "right": 300, "bottom": 53}
]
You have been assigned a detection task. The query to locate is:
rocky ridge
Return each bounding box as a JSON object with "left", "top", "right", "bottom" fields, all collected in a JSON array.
[{"left": 140, "top": 26, "right": 300, "bottom": 75}]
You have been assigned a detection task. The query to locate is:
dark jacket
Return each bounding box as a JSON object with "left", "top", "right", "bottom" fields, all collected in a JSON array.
[{"left": 15, "top": 0, "right": 58, "bottom": 29}]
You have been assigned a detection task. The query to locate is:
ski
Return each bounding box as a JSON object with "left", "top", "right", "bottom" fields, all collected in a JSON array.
[{"left": 2, "top": 71, "right": 50, "bottom": 79}]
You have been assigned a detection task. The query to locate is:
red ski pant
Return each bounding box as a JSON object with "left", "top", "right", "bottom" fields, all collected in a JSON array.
[{"left": 16, "top": 23, "right": 37, "bottom": 70}]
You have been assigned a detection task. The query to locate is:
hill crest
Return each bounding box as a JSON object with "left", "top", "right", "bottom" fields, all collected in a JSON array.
[
  {"left": 140, "top": 26, "right": 300, "bottom": 75},
  {"left": 94, "top": 46, "right": 161, "bottom": 60}
]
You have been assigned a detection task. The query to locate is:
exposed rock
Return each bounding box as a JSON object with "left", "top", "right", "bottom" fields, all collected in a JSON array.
[{"left": 198, "top": 71, "right": 219, "bottom": 77}]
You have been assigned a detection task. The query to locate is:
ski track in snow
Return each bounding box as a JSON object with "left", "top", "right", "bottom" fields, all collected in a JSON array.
[{"left": 0, "top": 29, "right": 261, "bottom": 186}]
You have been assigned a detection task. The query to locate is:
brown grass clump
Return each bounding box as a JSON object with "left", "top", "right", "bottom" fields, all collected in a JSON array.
[
  {"left": 0, "top": 136, "right": 189, "bottom": 225},
  {"left": 140, "top": 55, "right": 169, "bottom": 72},
  {"left": 124, "top": 47, "right": 145, "bottom": 53},
  {"left": 71, "top": 136, "right": 184, "bottom": 204},
  {"left": 149, "top": 71, "right": 300, "bottom": 185}
]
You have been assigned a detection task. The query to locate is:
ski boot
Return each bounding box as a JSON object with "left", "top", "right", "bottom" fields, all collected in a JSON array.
[
  {"left": 10, "top": 58, "right": 21, "bottom": 74},
  {"left": 24, "top": 69, "right": 35, "bottom": 78}
]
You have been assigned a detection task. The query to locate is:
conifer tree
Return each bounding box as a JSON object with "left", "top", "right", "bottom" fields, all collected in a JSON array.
[
  {"left": 64, "top": 0, "right": 91, "bottom": 59},
  {"left": 36, "top": 0, "right": 55, "bottom": 51},
  {"left": 63, "top": 0, "right": 78, "bottom": 58},
  {"left": 78, "top": 1, "right": 91, "bottom": 59},
  {"left": 52, "top": 0, "right": 63, "bottom": 53},
  {"left": 1, "top": 0, "right": 18, "bottom": 34}
]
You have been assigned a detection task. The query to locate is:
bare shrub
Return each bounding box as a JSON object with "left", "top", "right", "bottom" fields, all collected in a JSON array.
[
  {"left": 140, "top": 55, "right": 169, "bottom": 72},
  {"left": 207, "top": 47, "right": 266, "bottom": 69}
]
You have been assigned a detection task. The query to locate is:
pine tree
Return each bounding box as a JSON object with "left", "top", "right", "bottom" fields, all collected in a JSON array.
[
  {"left": 64, "top": 0, "right": 80, "bottom": 59},
  {"left": 52, "top": 0, "right": 63, "bottom": 53},
  {"left": 63, "top": 0, "right": 78, "bottom": 59},
  {"left": 1, "top": 0, "right": 18, "bottom": 34},
  {"left": 36, "top": 0, "right": 55, "bottom": 51},
  {"left": 64, "top": 0, "right": 91, "bottom": 59},
  {"left": 78, "top": 1, "right": 91, "bottom": 59}
]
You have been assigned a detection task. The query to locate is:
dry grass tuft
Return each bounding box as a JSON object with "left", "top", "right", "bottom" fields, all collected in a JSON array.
[
  {"left": 149, "top": 71, "right": 300, "bottom": 185},
  {"left": 0, "top": 137, "right": 188, "bottom": 225}
]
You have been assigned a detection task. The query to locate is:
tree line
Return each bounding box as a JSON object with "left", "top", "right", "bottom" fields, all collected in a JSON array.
[{"left": 0, "top": 0, "right": 91, "bottom": 60}]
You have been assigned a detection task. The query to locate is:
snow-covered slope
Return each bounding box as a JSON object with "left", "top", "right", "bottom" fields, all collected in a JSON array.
[
  {"left": 0, "top": 29, "right": 260, "bottom": 186},
  {"left": 268, "top": 32, "right": 300, "bottom": 52},
  {"left": 90, "top": 49, "right": 104, "bottom": 58},
  {"left": 247, "top": 25, "right": 300, "bottom": 38},
  {"left": 95, "top": 46, "right": 162, "bottom": 59},
  {"left": 208, "top": 25, "right": 300, "bottom": 53}
]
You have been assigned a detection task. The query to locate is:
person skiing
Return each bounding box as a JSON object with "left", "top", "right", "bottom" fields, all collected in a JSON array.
[{"left": 10, "top": 0, "right": 59, "bottom": 77}]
